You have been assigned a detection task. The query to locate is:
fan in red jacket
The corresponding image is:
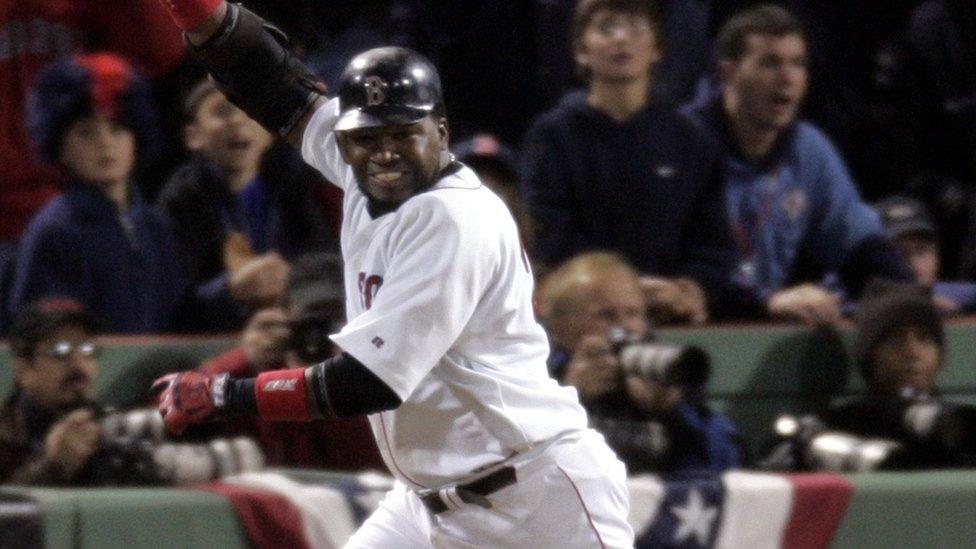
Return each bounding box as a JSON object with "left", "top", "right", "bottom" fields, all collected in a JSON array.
[{"left": 196, "top": 306, "right": 384, "bottom": 471}]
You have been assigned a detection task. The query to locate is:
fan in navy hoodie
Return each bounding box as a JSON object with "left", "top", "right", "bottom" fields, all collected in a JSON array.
[
  {"left": 520, "top": 0, "right": 742, "bottom": 322},
  {"left": 9, "top": 53, "right": 223, "bottom": 333}
]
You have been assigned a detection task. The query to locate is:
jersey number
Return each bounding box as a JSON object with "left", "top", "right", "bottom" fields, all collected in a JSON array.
[{"left": 358, "top": 272, "right": 384, "bottom": 310}]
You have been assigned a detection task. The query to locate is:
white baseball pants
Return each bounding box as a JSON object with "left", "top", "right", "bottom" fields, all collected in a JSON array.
[{"left": 344, "top": 429, "right": 633, "bottom": 548}]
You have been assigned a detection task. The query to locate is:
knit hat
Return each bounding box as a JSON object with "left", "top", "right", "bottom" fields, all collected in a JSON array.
[
  {"left": 853, "top": 281, "right": 943, "bottom": 384},
  {"left": 27, "top": 52, "right": 159, "bottom": 165}
]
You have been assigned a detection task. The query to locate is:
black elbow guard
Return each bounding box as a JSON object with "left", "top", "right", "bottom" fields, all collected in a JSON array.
[
  {"left": 186, "top": 3, "right": 324, "bottom": 136},
  {"left": 309, "top": 353, "right": 402, "bottom": 417}
]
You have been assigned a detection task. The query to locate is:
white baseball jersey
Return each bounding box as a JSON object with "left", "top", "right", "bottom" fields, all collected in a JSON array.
[{"left": 301, "top": 99, "right": 588, "bottom": 489}]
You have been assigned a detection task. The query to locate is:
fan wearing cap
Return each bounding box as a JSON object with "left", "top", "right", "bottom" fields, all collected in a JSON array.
[
  {"left": 150, "top": 1, "right": 633, "bottom": 547},
  {"left": 821, "top": 282, "right": 976, "bottom": 469},
  {"left": 0, "top": 299, "right": 102, "bottom": 485},
  {"left": 876, "top": 196, "right": 976, "bottom": 314},
  {"left": 8, "top": 53, "right": 196, "bottom": 333},
  {"left": 453, "top": 133, "right": 536, "bottom": 255}
]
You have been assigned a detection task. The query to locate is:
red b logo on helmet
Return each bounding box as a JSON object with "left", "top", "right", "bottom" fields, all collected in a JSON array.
[{"left": 364, "top": 76, "right": 386, "bottom": 106}]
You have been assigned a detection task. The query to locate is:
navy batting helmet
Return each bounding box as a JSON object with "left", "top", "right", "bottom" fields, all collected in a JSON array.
[{"left": 334, "top": 47, "right": 444, "bottom": 132}]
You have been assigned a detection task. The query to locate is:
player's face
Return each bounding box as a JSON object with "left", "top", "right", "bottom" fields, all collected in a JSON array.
[
  {"left": 15, "top": 325, "right": 99, "bottom": 410},
  {"left": 721, "top": 33, "right": 808, "bottom": 131},
  {"left": 185, "top": 91, "right": 273, "bottom": 178},
  {"left": 576, "top": 9, "right": 661, "bottom": 84},
  {"left": 338, "top": 116, "right": 449, "bottom": 209},
  {"left": 58, "top": 115, "right": 136, "bottom": 188},
  {"left": 869, "top": 325, "right": 942, "bottom": 396}
]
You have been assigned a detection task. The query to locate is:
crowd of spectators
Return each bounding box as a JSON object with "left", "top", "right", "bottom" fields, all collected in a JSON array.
[
  {"left": 4, "top": 0, "right": 974, "bottom": 331},
  {"left": 2, "top": 0, "right": 975, "bottom": 480}
]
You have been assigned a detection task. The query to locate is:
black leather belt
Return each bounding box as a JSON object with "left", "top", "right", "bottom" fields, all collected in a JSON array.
[{"left": 419, "top": 465, "right": 517, "bottom": 514}]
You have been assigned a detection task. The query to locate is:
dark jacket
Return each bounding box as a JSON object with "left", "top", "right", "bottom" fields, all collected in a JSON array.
[
  {"left": 825, "top": 394, "right": 976, "bottom": 469},
  {"left": 520, "top": 91, "right": 743, "bottom": 318},
  {"left": 7, "top": 182, "right": 196, "bottom": 333},
  {"left": 0, "top": 391, "right": 75, "bottom": 485},
  {"left": 868, "top": 0, "right": 976, "bottom": 277},
  {"left": 157, "top": 145, "right": 337, "bottom": 288},
  {"left": 548, "top": 347, "right": 741, "bottom": 474},
  {"left": 588, "top": 395, "right": 742, "bottom": 475}
]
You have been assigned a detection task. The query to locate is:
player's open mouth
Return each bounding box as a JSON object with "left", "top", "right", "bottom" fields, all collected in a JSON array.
[{"left": 369, "top": 172, "right": 406, "bottom": 186}]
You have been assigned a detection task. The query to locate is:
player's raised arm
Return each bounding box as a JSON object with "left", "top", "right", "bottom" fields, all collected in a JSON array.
[
  {"left": 151, "top": 353, "right": 402, "bottom": 435},
  {"left": 157, "top": 0, "right": 326, "bottom": 148}
]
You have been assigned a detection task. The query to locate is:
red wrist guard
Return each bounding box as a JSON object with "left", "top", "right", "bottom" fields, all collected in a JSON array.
[
  {"left": 254, "top": 368, "right": 311, "bottom": 421},
  {"left": 159, "top": 0, "right": 222, "bottom": 30}
]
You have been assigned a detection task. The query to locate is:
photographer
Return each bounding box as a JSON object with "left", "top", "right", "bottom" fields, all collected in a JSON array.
[
  {"left": 764, "top": 283, "right": 976, "bottom": 472},
  {"left": 0, "top": 298, "right": 101, "bottom": 484},
  {"left": 824, "top": 283, "right": 976, "bottom": 469},
  {"left": 0, "top": 298, "right": 263, "bottom": 485},
  {"left": 540, "top": 252, "right": 742, "bottom": 474},
  {"left": 193, "top": 253, "right": 384, "bottom": 471}
]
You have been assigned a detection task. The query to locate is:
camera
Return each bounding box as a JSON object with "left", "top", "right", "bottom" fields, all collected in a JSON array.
[
  {"left": 84, "top": 408, "right": 265, "bottom": 485},
  {"left": 760, "top": 414, "right": 903, "bottom": 472},
  {"left": 290, "top": 307, "right": 344, "bottom": 364},
  {"left": 606, "top": 327, "right": 711, "bottom": 388},
  {"left": 895, "top": 388, "right": 972, "bottom": 448}
]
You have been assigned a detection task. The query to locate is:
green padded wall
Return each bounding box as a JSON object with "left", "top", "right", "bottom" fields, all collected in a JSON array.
[
  {"left": 1, "top": 322, "right": 973, "bottom": 453},
  {"left": 0, "top": 337, "right": 238, "bottom": 408}
]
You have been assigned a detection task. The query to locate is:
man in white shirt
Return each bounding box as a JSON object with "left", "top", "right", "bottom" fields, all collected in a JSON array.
[{"left": 150, "top": 1, "right": 633, "bottom": 547}]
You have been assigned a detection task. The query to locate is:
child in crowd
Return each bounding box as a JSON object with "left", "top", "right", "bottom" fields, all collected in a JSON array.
[
  {"left": 9, "top": 53, "right": 206, "bottom": 333},
  {"left": 876, "top": 196, "right": 976, "bottom": 314}
]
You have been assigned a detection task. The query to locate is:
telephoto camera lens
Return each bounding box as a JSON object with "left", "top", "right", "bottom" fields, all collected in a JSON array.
[
  {"left": 95, "top": 409, "right": 266, "bottom": 485},
  {"left": 606, "top": 327, "right": 711, "bottom": 387},
  {"left": 766, "top": 414, "right": 903, "bottom": 472},
  {"left": 805, "top": 432, "right": 902, "bottom": 472},
  {"left": 152, "top": 437, "right": 266, "bottom": 483},
  {"left": 101, "top": 408, "right": 165, "bottom": 442}
]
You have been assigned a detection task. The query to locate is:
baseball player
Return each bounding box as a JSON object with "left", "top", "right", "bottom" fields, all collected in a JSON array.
[{"left": 151, "top": 1, "right": 633, "bottom": 547}]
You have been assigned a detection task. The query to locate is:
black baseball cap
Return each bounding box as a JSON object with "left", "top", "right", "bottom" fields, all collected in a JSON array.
[
  {"left": 8, "top": 298, "right": 97, "bottom": 358},
  {"left": 453, "top": 134, "right": 518, "bottom": 182},
  {"left": 875, "top": 196, "right": 937, "bottom": 242},
  {"left": 284, "top": 252, "right": 345, "bottom": 312}
]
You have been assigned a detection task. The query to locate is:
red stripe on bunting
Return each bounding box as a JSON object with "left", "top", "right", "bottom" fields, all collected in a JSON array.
[
  {"left": 781, "top": 473, "right": 853, "bottom": 549},
  {"left": 196, "top": 483, "right": 310, "bottom": 549}
]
